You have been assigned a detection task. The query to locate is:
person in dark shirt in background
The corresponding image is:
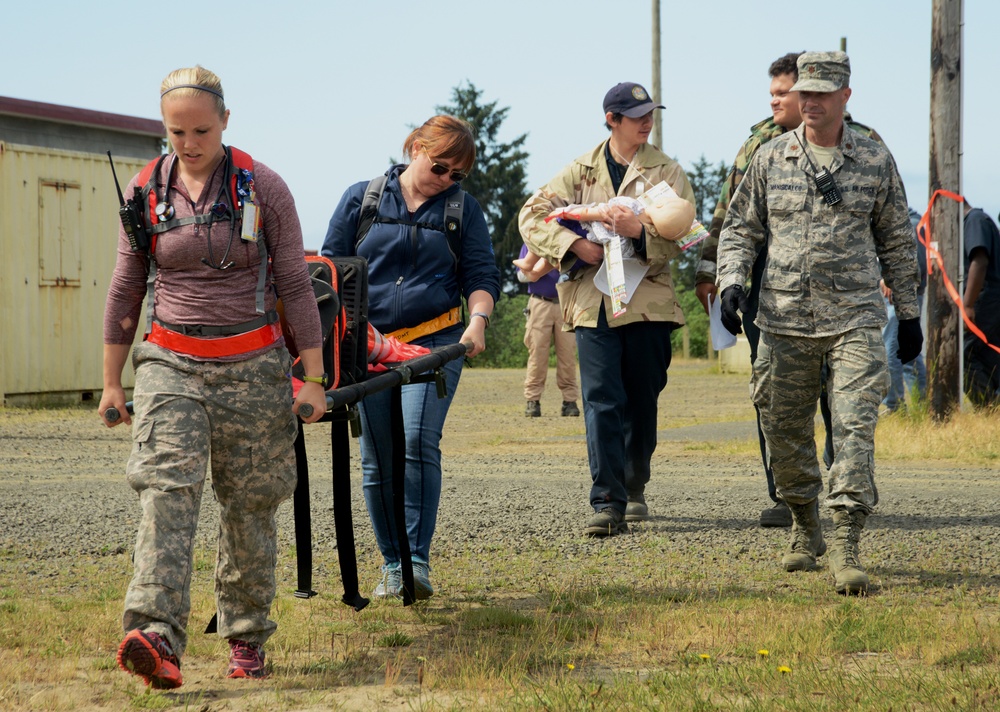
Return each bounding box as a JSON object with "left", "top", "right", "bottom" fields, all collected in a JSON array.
[{"left": 963, "top": 201, "right": 1000, "bottom": 406}]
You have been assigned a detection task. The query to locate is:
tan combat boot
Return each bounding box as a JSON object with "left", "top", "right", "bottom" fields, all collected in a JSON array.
[
  {"left": 781, "top": 499, "right": 827, "bottom": 571},
  {"left": 828, "top": 509, "right": 869, "bottom": 595}
]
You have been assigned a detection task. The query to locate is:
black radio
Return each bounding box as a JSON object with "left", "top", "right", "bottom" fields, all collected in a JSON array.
[
  {"left": 107, "top": 151, "right": 151, "bottom": 252},
  {"left": 814, "top": 167, "right": 843, "bottom": 207}
]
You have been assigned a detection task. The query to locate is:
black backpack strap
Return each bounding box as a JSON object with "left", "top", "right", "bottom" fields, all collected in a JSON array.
[
  {"left": 391, "top": 385, "right": 416, "bottom": 605},
  {"left": 331, "top": 406, "right": 369, "bottom": 610},
  {"left": 290, "top": 402, "right": 370, "bottom": 612},
  {"left": 292, "top": 420, "right": 317, "bottom": 600},
  {"left": 355, "top": 176, "right": 464, "bottom": 267},
  {"left": 355, "top": 174, "right": 388, "bottom": 251},
  {"left": 442, "top": 190, "right": 465, "bottom": 264}
]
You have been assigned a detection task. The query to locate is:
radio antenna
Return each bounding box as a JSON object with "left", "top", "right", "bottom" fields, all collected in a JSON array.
[{"left": 107, "top": 151, "right": 126, "bottom": 207}]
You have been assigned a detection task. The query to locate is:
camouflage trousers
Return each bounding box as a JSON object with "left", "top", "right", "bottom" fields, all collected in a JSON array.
[
  {"left": 122, "top": 342, "right": 298, "bottom": 656},
  {"left": 751, "top": 328, "right": 888, "bottom": 514}
]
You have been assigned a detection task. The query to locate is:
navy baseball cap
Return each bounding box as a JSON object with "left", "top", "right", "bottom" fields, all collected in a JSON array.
[{"left": 603, "top": 82, "right": 664, "bottom": 118}]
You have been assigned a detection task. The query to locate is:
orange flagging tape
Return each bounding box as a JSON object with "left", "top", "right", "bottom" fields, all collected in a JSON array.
[{"left": 917, "top": 190, "right": 1000, "bottom": 355}]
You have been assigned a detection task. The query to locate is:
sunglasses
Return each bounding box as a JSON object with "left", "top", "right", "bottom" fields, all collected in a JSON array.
[{"left": 423, "top": 148, "right": 468, "bottom": 182}]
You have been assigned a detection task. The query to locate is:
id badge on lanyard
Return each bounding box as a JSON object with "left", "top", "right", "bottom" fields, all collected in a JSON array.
[{"left": 241, "top": 191, "right": 262, "bottom": 242}]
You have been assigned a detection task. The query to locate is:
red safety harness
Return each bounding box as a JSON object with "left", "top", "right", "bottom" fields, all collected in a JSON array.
[
  {"left": 147, "top": 320, "right": 283, "bottom": 360},
  {"left": 136, "top": 146, "right": 279, "bottom": 359}
]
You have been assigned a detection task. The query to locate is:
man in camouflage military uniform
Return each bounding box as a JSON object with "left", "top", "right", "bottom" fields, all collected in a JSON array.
[
  {"left": 519, "top": 82, "right": 695, "bottom": 537},
  {"left": 696, "top": 52, "right": 890, "bottom": 530},
  {"left": 717, "top": 52, "right": 922, "bottom": 595}
]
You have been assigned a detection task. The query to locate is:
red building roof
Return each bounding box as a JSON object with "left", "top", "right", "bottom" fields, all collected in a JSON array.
[{"left": 0, "top": 96, "right": 163, "bottom": 138}]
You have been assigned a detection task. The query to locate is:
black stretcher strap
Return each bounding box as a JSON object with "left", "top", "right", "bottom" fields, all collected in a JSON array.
[
  {"left": 391, "top": 385, "right": 416, "bottom": 606},
  {"left": 290, "top": 342, "right": 467, "bottom": 614},
  {"left": 331, "top": 406, "right": 368, "bottom": 611},
  {"left": 293, "top": 420, "right": 316, "bottom": 599}
]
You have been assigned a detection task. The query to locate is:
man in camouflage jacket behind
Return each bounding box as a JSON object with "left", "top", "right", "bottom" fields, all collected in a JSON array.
[{"left": 717, "top": 52, "right": 922, "bottom": 595}]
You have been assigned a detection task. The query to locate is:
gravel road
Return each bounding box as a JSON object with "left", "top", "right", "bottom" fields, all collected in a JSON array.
[{"left": 4, "top": 362, "right": 1000, "bottom": 600}]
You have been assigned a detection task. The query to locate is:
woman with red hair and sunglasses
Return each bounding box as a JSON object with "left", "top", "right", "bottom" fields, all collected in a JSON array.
[{"left": 322, "top": 114, "right": 500, "bottom": 601}]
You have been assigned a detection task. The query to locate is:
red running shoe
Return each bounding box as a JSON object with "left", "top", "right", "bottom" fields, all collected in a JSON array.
[
  {"left": 226, "top": 639, "right": 268, "bottom": 679},
  {"left": 116, "top": 629, "right": 183, "bottom": 689}
]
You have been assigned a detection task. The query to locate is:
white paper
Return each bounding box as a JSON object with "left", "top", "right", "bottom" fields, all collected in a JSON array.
[
  {"left": 709, "top": 293, "right": 737, "bottom": 350},
  {"left": 594, "top": 257, "right": 650, "bottom": 305},
  {"left": 638, "top": 180, "right": 676, "bottom": 207}
]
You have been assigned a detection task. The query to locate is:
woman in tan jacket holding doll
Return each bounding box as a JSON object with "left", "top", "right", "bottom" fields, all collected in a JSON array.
[{"left": 518, "top": 81, "right": 695, "bottom": 537}]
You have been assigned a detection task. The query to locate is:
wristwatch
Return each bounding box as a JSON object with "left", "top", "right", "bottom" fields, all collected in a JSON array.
[{"left": 302, "top": 373, "right": 329, "bottom": 388}]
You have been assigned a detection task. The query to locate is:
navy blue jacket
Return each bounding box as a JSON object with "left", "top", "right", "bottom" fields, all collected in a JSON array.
[{"left": 322, "top": 165, "right": 500, "bottom": 336}]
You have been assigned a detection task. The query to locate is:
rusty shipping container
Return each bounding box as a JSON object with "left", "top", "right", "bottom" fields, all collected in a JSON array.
[{"left": 0, "top": 97, "right": 163, "bottom": 406}]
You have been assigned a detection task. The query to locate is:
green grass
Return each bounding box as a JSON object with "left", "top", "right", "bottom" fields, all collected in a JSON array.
[
  {"left": 4, "top": 538, "right": 1000, "bottom": 710},
  {"left": 377, "top": 631, "right": 415, "bottom": 648}
]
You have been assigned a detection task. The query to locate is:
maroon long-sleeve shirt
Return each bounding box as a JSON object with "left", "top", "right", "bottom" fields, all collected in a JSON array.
[{"left": 104, "top": 152, "right": 322, "bottom": 361}]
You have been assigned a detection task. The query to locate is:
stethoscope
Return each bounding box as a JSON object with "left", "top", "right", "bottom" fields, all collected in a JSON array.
[{"left": 156, "top": 151, "right": 239, "bottom": 270}]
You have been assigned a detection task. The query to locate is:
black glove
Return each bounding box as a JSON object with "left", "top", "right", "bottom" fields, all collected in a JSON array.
[
  {"left": 897, "top": 317, "right": 923, "bottom": 364},
  {"left": 720, "top": 285, "right": 749, "bottom": 336}
]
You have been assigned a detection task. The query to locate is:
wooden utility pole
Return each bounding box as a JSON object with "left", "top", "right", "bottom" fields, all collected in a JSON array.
[
  {"left": 651, "top": 0, "right": 662, "bottom": 149},
  {"left": 927, "top": 0, "right": 963, "bottom": 419}
]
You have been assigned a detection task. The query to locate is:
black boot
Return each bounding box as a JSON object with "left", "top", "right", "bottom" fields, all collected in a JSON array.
[{"left": 760, "top": 500, "right": 793, "bottom": 528}]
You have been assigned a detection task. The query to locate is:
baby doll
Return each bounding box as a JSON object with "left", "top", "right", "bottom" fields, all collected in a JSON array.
[{"left": 514, "top": 192, "right": 694, "bottom": 281}]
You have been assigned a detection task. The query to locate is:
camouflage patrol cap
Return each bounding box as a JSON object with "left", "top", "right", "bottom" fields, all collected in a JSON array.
[{"left": 790, "top": 51, "right": 851, "bottom": 92}]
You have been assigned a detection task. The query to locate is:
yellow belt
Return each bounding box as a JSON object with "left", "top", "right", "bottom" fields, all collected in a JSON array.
[{"left": 386, "top": 307, "right": 461, "bottom": 344}]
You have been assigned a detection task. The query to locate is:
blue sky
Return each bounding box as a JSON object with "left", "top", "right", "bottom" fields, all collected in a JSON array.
[{"left": 5, "top": 1, "right": 996, "bottom": 251}]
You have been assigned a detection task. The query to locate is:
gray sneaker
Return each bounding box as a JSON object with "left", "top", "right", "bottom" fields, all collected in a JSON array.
[
  {"left": 584, "top": 507, "right": 628, "bottom": 537},
  {"left": 525, "top": 400, "right": 541, "bottom": 417},
  {"left": 411, "top": 561, "right": 434, "bottom": 600},
  {"left": 625, "top": 494, "right": 649, "bottom": 522},
  {"left": 373, "top": 563, "right": 402, "bottom": 598}
]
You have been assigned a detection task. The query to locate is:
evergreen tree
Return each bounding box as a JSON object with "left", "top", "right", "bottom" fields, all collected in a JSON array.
[
  {"left": 687, "top": 154, "right": 729, "bottom": 225},
  {"left": 436, "top": 83, "right": 530, "bottom": 293},
  {"left": 670, "top": 154, "right": 728, "bottom": 292},
  {"left": 670, "top": 154, "right": 727, "bottom": 359}
]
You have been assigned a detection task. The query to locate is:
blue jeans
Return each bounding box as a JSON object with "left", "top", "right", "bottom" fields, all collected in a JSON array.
[
  {"left": 903, "top": 354, "right": 927, "bottom": 397},
  {"left": 883, "top": 294, "right": 927, "bottom": 409},
  {"left": 881, "top": 297, "right": 905, "bottom": 411},
  {"left": 358, "top": 329, "right": 463, "bottom": 566},
  {"left": 904, "top": 294, "right": 927, "bottom": 398},
  {"left": 575, "top": 303, "right": 672, "bottom": 514}
]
